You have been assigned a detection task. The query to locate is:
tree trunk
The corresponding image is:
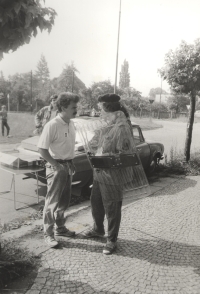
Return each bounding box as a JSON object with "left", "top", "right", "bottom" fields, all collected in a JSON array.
[{"left": 184, "top": 91, "right": 196, "bottom": 161}]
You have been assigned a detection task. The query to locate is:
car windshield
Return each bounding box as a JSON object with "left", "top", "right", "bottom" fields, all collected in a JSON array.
[{"left": 75, "top": 130, "right": 94, "bottom": 145}]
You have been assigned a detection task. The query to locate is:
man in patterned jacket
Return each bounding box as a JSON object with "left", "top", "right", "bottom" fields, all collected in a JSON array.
[{"left": 33, "top": 94, "right": 58, "bottom": 135}]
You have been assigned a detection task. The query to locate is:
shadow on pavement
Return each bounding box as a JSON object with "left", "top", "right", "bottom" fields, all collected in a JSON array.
[
  {"left": 149, "top": 177, "right": 197, "bottom": 196},
  {"left": 57, "top": 235, "right": 200, "bottom": 278},
  {"left": 27, "top": 267, "right": 118, "bottom": 294},
  {"left": 116, "top": 237, "right": 200, "bottom": 277}
]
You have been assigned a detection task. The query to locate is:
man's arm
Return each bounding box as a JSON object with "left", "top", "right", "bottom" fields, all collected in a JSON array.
[
  {"left": 35, "top": 108, "right": 44, "bottom": 128},
  {"left": 38, "top": 148, "right": 62, "bottom": 169}
]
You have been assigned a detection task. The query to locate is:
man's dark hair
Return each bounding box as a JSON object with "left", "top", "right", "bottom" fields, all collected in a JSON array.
[
  {"left": 50, "top": 94, "right": 58, "bottom": 101},
  {"left": 56, "top": 92, "right": 80, "bottom": 112}
]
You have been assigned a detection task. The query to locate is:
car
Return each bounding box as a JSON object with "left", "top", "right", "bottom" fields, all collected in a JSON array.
[{"left": 17, "top": 118, "right": 164, "bottom": 197}]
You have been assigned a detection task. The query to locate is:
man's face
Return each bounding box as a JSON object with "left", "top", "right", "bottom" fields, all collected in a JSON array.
[
  {"left": 51, "top": 97, "right": 57, "bottom": 108},
  {"left": 62, "top": 101, "right": 78, "bottom": 120}
]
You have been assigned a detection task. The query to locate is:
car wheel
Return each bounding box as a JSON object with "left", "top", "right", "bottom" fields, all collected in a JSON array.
[{"left": 148, "top": 156, "right": 160, "bottom": 174}]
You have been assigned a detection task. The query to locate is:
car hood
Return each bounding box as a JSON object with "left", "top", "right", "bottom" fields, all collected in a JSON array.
[{"left": 145, "top": 139, "right": 164, "bottom": 153}]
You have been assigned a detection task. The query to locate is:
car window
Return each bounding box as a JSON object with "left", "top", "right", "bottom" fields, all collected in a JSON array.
[
  {"left": 132, "top": 127, "right": 143, "bottom": 145},
  {"left": 75, "top": 130, "right": 94, "bottom": 144}
]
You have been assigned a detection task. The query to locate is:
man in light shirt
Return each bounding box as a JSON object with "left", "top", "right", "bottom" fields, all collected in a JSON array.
[
  {"left": 38, "top": 92, "right": 80, "bottom": 248},
  {"left": 33, "top": 94, "right": 58, "bottom": 135}
]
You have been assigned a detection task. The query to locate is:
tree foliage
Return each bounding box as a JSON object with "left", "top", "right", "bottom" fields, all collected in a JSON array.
[
  {"left": 159, "top": 39, "right": 200, "bottom": 94},
  {"left": 167, "top": 93, "right": 190, "bottom": 112},
  {"left": 149, "top": 87, "right": 167, "bottom": 99},
  {"left": 159, "top": 39, "right": 200, "bottom": 161},
  {"left": 57, "top": 62, "right": 86, "bottom": 94},
  {"left": 0, "top": 0, "right": 56, "bottom": 60},
  {"left": 119, "top": 59, "right": 130, "bottom": 89},
  {"left": 35, "top": 53, "right": 50, "bottom": 82},
  {"left": 78, "top": 80, "right": 124, "bottom": 111}
]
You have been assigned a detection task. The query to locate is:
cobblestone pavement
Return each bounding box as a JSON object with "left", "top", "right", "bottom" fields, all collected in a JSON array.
[{"left": 26, "top": 177, "right": 200, "bottom": 294}]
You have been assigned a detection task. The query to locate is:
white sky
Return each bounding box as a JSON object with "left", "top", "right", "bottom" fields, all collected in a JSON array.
[{"left": 0, "top": 0, "right": 200, "bottom": 96}]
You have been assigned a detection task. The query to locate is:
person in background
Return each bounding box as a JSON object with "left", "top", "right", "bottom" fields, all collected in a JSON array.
[
  {"left": 33, "top": 94, "right": 58, "bottom": 135},
  {"left": 0, "top": 105, "right": 10, "bottom": 138},
  {"left": 37, "top": 92, "right": 79, "bottom": 248}
]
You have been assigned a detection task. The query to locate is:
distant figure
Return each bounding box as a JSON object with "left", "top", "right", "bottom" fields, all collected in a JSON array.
[
  {"left": 33, "top": 94, "right": 58, "bottom": 135},
  {"left": 0, "top": 105, "right": 10, "bottom": 138}
]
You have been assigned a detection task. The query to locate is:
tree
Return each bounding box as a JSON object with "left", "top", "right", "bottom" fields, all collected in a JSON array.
[
  {"left": 167, "top": 93, "right": 190, "bottom": 113},
  {"left": 8, "top": 73, "right": 32, "bottom": 111},
  {"left": 57, "top": 62, "right": 86, "bottom": 94},
  {"left": 119, "top": 59, "right": 130, "bottom": 89},
  {"left": 35, "top": 54, "right": 50, "bottom": 81},
  {"left": 159, "top": 39, "right": 200, "bottom": 161},
  {"left": 34, "top": 54, "right": 50, "bottom": 102},
  {"left": 0, "top": 0, "right": 56, "bottom": 60},
  {"left": 78, "top": 80, "right": 124, "bottom": 111},
  {"left": 149, "top": 87, "right": 167, "bottom": 99},
  {"left": 0, "top": 71, "right": 8, "bottom": 104}
]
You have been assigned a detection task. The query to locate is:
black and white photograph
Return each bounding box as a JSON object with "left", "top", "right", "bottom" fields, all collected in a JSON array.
[{"left": 0, "top": 0, "right": 200, "bottom": 293}]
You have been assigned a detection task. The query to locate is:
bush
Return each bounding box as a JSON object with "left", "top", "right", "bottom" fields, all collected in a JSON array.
[
  {"left": 160, "top": 146, "right": 200, "bottom": 176},
  {"left": 0, "top": 238, "right": 39, "bottom": 289}
]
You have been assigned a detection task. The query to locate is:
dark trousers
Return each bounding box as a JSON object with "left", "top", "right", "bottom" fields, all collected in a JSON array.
[
  {"left": 91, "top": 180, "right": 122, "bottom": 242},
  {"left": 1, "top": 120, "right": 10, "bottom": 136}
]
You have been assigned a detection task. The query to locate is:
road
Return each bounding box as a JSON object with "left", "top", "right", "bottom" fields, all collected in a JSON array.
[{"left": 143, "top": 119, "right": 200, "bottom": 160}]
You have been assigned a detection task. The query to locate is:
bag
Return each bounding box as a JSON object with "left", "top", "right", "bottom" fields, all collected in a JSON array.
[{"left": 88, "top": 153, "right": 140, "bottom": 169}]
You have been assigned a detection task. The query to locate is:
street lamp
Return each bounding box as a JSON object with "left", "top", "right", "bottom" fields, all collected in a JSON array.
[{"left": 149, "top": 97, "right": 155, "bottom": 121}]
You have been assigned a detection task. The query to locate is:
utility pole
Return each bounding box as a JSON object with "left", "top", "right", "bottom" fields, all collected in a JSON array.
[
  {"left": 7, "top": 94, "right": 10, "bottom": 112},
  {"left": 114, "top": 0, "right": 122, "bottom": 94},
  {"left": 30, "top": 70, "right": 33, "bottom": 113},
  {"left": 72, "top": 70, "right": 74, "bottom": 93},
  {"left": 159, "top": 77, "right": 162, "bottom": 104},
  {"left": 158, "top": 76, "right": 162, "bottom": 119}
]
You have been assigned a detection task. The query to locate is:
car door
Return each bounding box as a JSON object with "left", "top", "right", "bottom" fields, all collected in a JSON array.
[{"left": 132, "top": 126, "right": 151, "bottom": 169}]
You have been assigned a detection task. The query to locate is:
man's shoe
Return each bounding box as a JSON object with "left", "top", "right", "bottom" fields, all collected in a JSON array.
[
  {"left": 55, "top": 227, "right": 76, "bottom": 237},
  {"left": 44, "top": 235, "right": 58, "bottom": 248},
  {"left": 82, "top": 229, "right": 105, "bottom": 238},
  {"left": 103, "top": 241, "right": 117, "bottom": 255}
]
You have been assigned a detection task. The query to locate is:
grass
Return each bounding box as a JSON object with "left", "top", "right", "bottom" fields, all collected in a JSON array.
[
  {"left": 0, "top": 113, "right": 163, "bottom": 147},
  {"left": 0, "top": 237, "right": 40, "bottom": 290},
  {"left": 129, "top": 116, "right": 163, "bottom": 130},
  {"left": 157, "top": 146, "right": 200, "bottom": 176},
  {"left": 0, "top": 112, "right": 35, "bottom": 145}
]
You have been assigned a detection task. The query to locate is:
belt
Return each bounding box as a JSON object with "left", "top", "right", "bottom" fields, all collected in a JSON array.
[{"left": 55, "top": 159, "right": 72, "bottom": 163}]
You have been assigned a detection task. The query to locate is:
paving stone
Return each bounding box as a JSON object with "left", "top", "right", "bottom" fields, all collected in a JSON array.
[{"left": 22, "top": 176, "right": 200, "bottom": 294}]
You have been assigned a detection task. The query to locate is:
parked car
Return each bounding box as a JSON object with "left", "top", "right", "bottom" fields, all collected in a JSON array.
[{"left": 17, "top": 118, "right": 164, "bottom": 196}]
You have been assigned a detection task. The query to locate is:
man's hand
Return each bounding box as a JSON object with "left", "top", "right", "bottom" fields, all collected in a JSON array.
[
  {"left": 52, "top": 162, "right": 64, "bottom": 171},
  {"left": 71, "top": 161, "right": 76, "bottom": 175}
]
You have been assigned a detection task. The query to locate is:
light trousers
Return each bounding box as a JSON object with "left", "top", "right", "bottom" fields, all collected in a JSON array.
[{"left": 43, "top": 163, "right": 72, "bottom": 236}]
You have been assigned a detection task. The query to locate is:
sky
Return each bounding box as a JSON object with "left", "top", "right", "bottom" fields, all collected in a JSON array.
[{"left": 1, "top": 0, "right": 200, "bottom": 96}]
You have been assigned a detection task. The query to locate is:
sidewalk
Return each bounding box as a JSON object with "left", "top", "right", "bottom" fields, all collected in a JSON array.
[{"left": 2, "top": 175, "right": 200, "bottom": 294}]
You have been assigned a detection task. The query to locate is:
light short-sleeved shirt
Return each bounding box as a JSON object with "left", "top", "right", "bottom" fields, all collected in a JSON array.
[{"left": 37, "top": 115, "right": 75, "bottom": 160}]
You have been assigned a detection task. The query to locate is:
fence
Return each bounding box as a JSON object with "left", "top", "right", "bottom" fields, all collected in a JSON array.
[{"left": 130, "top": 109, "right": 188, "bottom": 119}]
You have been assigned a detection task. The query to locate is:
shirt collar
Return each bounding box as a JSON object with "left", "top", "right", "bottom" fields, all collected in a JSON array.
[{"left": 57, "top": 114, "right": 71, "bottom": 125}]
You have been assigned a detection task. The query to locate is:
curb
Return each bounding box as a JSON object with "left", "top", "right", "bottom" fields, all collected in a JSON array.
[
  {"left": 1, "top": 176, "right": 182, "bottom": 243},
  {"left": 1, "top": 200, "right": 91, "bottom": 241}
]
